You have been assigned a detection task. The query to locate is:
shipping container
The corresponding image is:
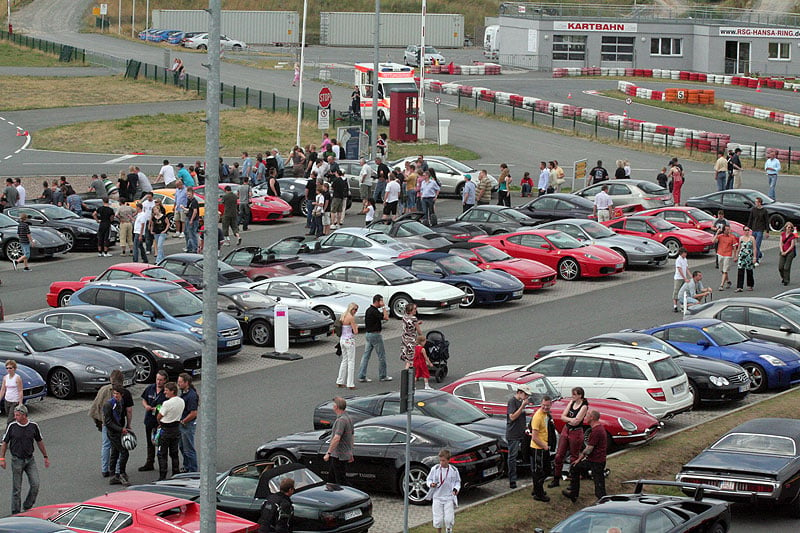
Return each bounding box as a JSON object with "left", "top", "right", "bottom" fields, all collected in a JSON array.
[
  {"left": 151, "top": 10, "right": 299, "bottom": 45},
  {"left": 320, "top": 12, "right": 464, "bottom": 48}
]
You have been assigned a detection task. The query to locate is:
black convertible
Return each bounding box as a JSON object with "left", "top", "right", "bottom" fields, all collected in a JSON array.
[
  {"left": 677, "top": 418, "right": 800, "bottom": 516},
  {"left": 514, "top": 193, "right": 596, "bottom": 224},
  {"left": 5, "top": 204, "right": 117, "bottom": 252},
  {"left": 255, "top": 414, "right": 503, "bottom": 504},
  {"left": 129, "top": 461, "right": 374, "bottom": 533},
  {"left": 685, "top": 189, "right": 800, "bottom": 232}
]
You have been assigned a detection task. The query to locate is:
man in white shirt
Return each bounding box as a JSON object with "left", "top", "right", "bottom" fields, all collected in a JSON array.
[
  {"left": 156, "top": 382, "right": 184, "bottom": 480},
  {"left": 672, "top": 248, "right": 691, "bottom": 312},
  {"left": 382, "top": 175, "right": 401, "bottom": 221},
  {"left": 133, "top": 204, "right": 150, "bottom": 264},
  {"left": 136, "top": 167, "right": 153, "bottom": 194},
  {"left": 158, "top": 160, "right": 177, "bottom": 188},
  {"left": 14, "top": 179, "right": 26, "bottom": 206},
  {"left": 593, "top": 184, "right": 614, "bottom": 222},
  {"left": 358, "top": 158, "right": 374, "bottom": 202},
  {"left": 537, "top": 161, "right": 550, "bottom": 196},
  {"left": 764, "top": 151, "right": 781, "bottom": 201}
]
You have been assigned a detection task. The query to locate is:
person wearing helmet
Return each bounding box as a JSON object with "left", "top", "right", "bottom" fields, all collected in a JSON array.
[{"left": 103, "top": 385, "right": 131, "bottom": 487}]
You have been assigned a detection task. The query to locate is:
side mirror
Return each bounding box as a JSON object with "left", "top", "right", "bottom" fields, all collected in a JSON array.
[
  {"left": 14, "top": 344, "right": 30, "bottom": 354},
  {"left": 142, "top": 310, "right": 156, "bottom": 322},
  {"left": 468, "top": 256, "right": 479, "bottom": 263},
  {"left": 87, "top": 329, "right": 105, "bottom": 339},
  {"left": 432, "top": 268, "right": 445, "bottom": 277},
  {"left": 539, "top": 244, "right": 551, "bottom": 249},
  {"left": 780, "top": 325, "right": 794, "bottom": 333},
  {"left": 696, "top": 339, "right": 711, "bottom": 348}
]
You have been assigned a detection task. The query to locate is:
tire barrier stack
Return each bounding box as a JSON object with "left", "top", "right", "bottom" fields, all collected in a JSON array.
[
  {"left": 617, "top": 81, "right": 715, "bottom": 104},
  {"left": 724, "top": 101, "right": 800, "bottom": 130},
  {"left": 427, "top": 62, "right": 502, "bottom": 75}
]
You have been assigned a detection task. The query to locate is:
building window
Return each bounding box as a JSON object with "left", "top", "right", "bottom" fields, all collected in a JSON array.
[
  {"left": 601, "top": 36, "right": 634, "bottom": 62},
  {"left": 552, "top": 35, "right": 587, "bottom": 61},
  {"left": 768, "top": 42, "right": 790, "bottom": 60},
  {"left": 650, "top": 38, "right": 682, "bottom": 56}
]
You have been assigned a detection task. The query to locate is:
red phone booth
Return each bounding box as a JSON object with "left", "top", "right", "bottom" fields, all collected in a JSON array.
[{"left": 389, "top": 89, "right": 418, "bottom": 142}]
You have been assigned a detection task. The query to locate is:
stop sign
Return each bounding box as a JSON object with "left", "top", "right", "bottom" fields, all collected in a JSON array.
[{"left": 319, "top": 87, "right": 332, "bottom": 108}]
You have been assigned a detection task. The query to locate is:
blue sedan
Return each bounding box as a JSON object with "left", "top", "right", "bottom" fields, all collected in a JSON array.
[
  {"left": 642, "top": 318, "right": 800, "bottom": 393},
  {"left": 0, "top": 362, "right": 47, "bottom": 410},
  {"left": 395, "top": 251, "right": 524, "bottom": 308}
]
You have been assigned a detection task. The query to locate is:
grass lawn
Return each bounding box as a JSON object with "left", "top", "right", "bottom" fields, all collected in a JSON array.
[
  {"left": 0, "top": 75, "right": 200, "bottom": 111},
  {"left": 0, "top": 40, "right": 75, "bottom": 67},
  {"left": 32, "top": 107, "right": 479, "bottom": 161},
  {"left": 411, "top": 388, "right": 800, "bottom": 532}
]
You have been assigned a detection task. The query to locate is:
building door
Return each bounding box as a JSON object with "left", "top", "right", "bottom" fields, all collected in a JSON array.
[{"left": 725, "top": 41, "right": 750, "bottom": 74}]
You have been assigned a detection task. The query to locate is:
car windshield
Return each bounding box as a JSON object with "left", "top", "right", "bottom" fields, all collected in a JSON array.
[
  {"left": 398, "top": 221, "right": 436, "bottom": 236},
  {"left": 552, "top": 511, "right": 643, "bottom": 533},
  {"left": 702, "top": 322, "right": 749, "bottom": 345},
  {"left": 648, "top": 218, "right": 677, "bottom": 231},
  {"left": 297, "top": 279, "right": 339, "bottom": 297},
  {"left": 376, "top": 265, "right": 418, "bottom": 285},
  {"left": 687, "top": 209, "right": 715, "bottom": 222},
  {"left": 150, "top": 289, "right": 203, "bottom": 317},
  {"left": 546, "top": 232, "right": 583, "bottom": 250},
  {"left": 475, "top": 245, "right": 511, "bottom": 262},
  {"left": 414, "top": 394, "right": 487, "bottom": 424},
  {"left": 637, "top": 182, "right": 669, "bottom": 194},
  {"left": 774, "top": 303, "right": 800, "bottom": 325},
  {"left": 229, "top": 290, "right": 275, "bottom": 309},
  {"left": 367, "top": 232, "right": 399, "bottom": 245},
  {"left": 623, "top": 336, "right": 684, "bottom": 357},
  {"left": 96, "top": 310, "right": 150, "bottom": 335},
  {"left": 419, "top": 420, "right": 483, "bottom": 444},
  {"left": 267, "top": 240, "right": 301, "bottom": 255},
  {"left": 37, "top": 205, "right": 79, "bottom": 220},
  {"left": 0, "top": 214, "right": 17, "bottom": 228},
  {"left": 712, "top": 432, "right": 796, "bottom": 456},
  {"left": 443, "top": 159, "right": 474, "bottom": 173},
  {"left": 497, "top": 208, "right": 530, "bottom": 222},
  {"left": 743, "top": 190, "right": 775, "bottom": 205},
  {"left": 438, "top": 255, "right": 483, "bottom": 275},
  {"left": 24, "top": 327, "right": 78, "bottom": 351},
  {"left": 141, "top": 267, "right": 184, "bottom": 282},
  {"left": 267, "top": 467, "right": 325, "bottom": 493},
  {"left": 581, "top": 222, "right": 616, "bottom": 239}
]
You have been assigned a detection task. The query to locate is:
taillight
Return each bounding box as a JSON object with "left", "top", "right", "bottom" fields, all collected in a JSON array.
[
  {"left": 647, "top": 387, "right": 666, "bottom": 401},
  {"left": 452, "top": 234, "right": 471, "bottom": 240},
  {"left": 320, "top": 512, "right": 338, "bottom": 527},
  {"left": 450, "top": 452, "right": 478, "bottom": 464}
]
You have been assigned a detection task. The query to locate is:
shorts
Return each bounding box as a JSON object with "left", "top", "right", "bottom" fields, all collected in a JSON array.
[
  {"left": 331, "top": 197, "right": 344, "bottom": 213},
  {"left": 322, "top": 213, "right": 331, "bottom": 226},
  {"left": 672, "top": 278, "right": 685, "bottom": 300},
  {"left": 718, "top": 254, "right": 732, "bottom": 273},
  {"left": 20, "top": 242, "right": 30, "bottom": 258},
  {"left": 383, "top": 201, "right": 398, "bottom": 216},
  {"left": 173, "top": 210, "right": 186, "bottom": 223}
]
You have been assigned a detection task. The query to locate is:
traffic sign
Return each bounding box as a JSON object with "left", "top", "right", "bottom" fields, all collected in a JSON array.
[
  {"left": 625, "top": 97, "right": 632, "bottom": 105},
  {"left": 434, "top": 97, "right": 441, "bottom": 105},
  {"left": 318, "top": 87, "right": 332, "bottom": 108},
  {"left": 318, "top": 108, "right": 330, "bottom": 130}
]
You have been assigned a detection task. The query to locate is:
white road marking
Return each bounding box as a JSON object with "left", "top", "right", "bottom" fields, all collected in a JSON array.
[
  {"left": 7, "top": 121, "right": 14, "bottom": 126},
  {"left": 20, "top": 135, "right": 31, "bottom": 151},
  {"left": 103, "top": 154, "right": 137, "bottom": 164},
  {"left": 3, "top": 155, "right": 12, "bottom": 160}
]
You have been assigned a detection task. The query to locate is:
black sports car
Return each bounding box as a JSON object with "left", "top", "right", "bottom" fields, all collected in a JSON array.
[
  {"left": 255, "top": 414, "right": 503, "bottom": 504},
  {"left": 5, "top": 204, "right": 118, "bottom": 252},
  {"left": 0, "top": 213, "right": 69, "bottom": 261},
  {"left": 28, "top": 305, "right": 202, "bottom": 384},
  {"left": 260, "top": 178, "right": 352, "bottom": 216},
  {"left": 0, "top": 516, "right": 74, "bottom": 533},
  {"left": 444, "top": 205, "right": 538, "bottom": 235},
  {"left": 366, "top": 218, "right": 453, "bottom": 248},
  {"left": 545, "top": 480, "right": 731, "bottom": 533},
  {"left": 535, "top": 332, "right": 751, "bottom": 408},
  {"left": 685, "top": 188, "right": 800, "bottom": 232},
  {"left": 677, "top": 418, "right": 800, "bottom": 516},
  {"left": 514, "top": 193, "right": 596, "bottom": 224},
  {"left": 391, "top": 212, "right": 487, "bottom": 241},
  {"left": 158, "top": 253, "right": 251, "bottom": 289},
  {"left": 128, "top": 461, "right": 374, "bottom": 532},
  {"left": 214, "top": 286, "right": 333, "bottom": 346},
  {"left": 259, "top": 236, "right": 369, "bottom": 269}
]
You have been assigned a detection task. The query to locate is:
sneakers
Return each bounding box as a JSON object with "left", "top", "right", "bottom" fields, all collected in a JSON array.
[
  {"left": 509, "top": 482, "right": 517, "bottom": 489},
  {"left": 561, "top": 489, "right": 578, "bottom": 503},
  {"left": 754, "top": 262, "right": 760, "bottom": 267},
  {"left": 109, "top": 476, "right": 122, "bottom": 485},
  {"left": 119, "top": 474, "right": 131, "bottom": 487},
  {"left": 103, "top": 252, "right": 112, "bottom": 257},
  {"left": 673, "top": 305, "right": 678, "bottom": 313},
  {"left": 179, "top": 232, "right": 185, "bottom": 238},
  {"left": 237, "top": 236, "right": 242, "bottom": 245},
  {"left": 138, "top": 464, "right": 155, "bottom": 472},
  {"left": 23, "top": 267, "right": 30, "bottom": 272},
  {"left": 380, "top": 376, "right": 393, "bottom": 382},
  {"left": 102, "top": 471, "right": 110, "bottom": 478},
  {"left": 98, "top": 252, "right": 103, "bottom": 257},
  {"left": 358, "top": 377, "right": 373, "bottom": 383},
  {"left": 424, "top": 385, "right": 434, "bottom": 390},
  {"left": 547, "top": 479, "right": 560, "bottom": 488}
]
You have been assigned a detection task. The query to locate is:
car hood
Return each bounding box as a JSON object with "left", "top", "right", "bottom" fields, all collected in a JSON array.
[
  {"left": 674, "top": 355, "right": 746, "bottom": 376},
  {"left": 452, "top": 269, "right": 524, "bottom": 290},
  {"left": 29, "top": 227, "right": 68, "bottom": 246},
  {"left": 735, "top": 339, "right": 800, "bottom": 363},
  {"left": 490, "top": 258, "right": 557, "bottom": 276},
  {"left": 176, "top": 312, "right": 241, "bottom": 332},
  {"left": 568, "top": 244, "right": 624, "bottom": 262},
  {"left": 120, "top": 330, "right": 203, "bottom": 355},
  {"left": 405, "top": 280, "right": 468, "bottom": 301},
  {"left": 770, "top": 202, "right": 800, "bottom": 215},
  {"left": 595, "top": 234, "right": 669, "bottom": 253},
  {"left": 248, "top": 307, "right": 332, "bottom": 328},
  {"left": 52, "top": 217, "right": 99, "bottom": 231},
  {"left": 462, "top": 416, "right": 508, "bottom": 440},
  {"left": 47, "top": 345, "right": 132, "bottom": 369},
  {"left": 669, "top": 228, "right": 714, "bottom": 242},
  {"left": 553, "top": 396, "right": 656, "bottom": 424},
  {"left": 684, "top": 449, "right": 794, "bottom": 476}
]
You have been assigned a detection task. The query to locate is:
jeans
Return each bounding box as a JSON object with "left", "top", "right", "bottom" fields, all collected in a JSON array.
[
  {"left": 185, "top": 219, "right": 199, "bottom": 253},
  {"left": 359, "top": 332, "right": 388, "bottom": 380},
  {"left": 753, "top": 231, "right": 764, "bottom": 261},
  {"left": 11, "top": 455, "right": 39, "bottom": 514},
  {"left": 154, "top": 233, "right": 167, "bottom": 264},
  {"left": 422, "top": 197, "right": 436, "bottom": 225},
  {"left": 507, "top": 438, "right": 522, "bottom": 484},
  {"left": 179, "top": 421, "right": 198, "bottom": 472},
  {"left": 530, "top": 448, "right": 550, "bottom": 498},
  {"left": 239, "top": 204, "right": 251, "bottom": 231},
  {"left": 158, "top": 425, "right": 181, "bottom": 479},
  {"left": 715, "top": 171, "right": 727, "bottom": 191},
  {"left": 144, "top": 419, "right": 158, "bottom": 466},
  {"left": 107, "top": 431, "right": 129, "bottom": 477},
  {"left": 305, "top": 199, "right": 314, "bottom": 227},
  {"left": 311, "top": 214, "right": 323, "bottom": 237},
  {"left": 768, "top": 174, "right": 778, "bottom": 200},
  {"left": 101, "top": 424, "right": 121, "bottom": 474},
  {"left": 145, "top": 227, "right": 154, "bottom": 254},
  {"left": 779, "top": 252, "right": 795, "bottom": 284},
  {"left": 725, "top": 172, "right": 734, "bottom": 190},
  {"left": 373, "top": 181, "right": 386, "bottom": 203},
  {"left": 132, "top": 233, "right": 148, "bottom": 263}
]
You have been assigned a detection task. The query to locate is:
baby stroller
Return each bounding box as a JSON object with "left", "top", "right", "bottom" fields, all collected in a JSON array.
[{"left": 425, "top": 330, "right": 450, "bottom": 383}]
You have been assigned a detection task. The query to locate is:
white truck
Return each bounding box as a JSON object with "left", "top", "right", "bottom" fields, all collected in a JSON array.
[
  {"left": 354, "top": 62, "right": 417, "bottom": 124},
  {"left": 484, "top": 24, "right": 500, "bottom": 60}
]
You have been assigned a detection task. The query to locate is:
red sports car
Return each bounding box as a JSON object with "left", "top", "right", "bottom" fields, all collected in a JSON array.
[
  {"left": 194, "top": 183, "right": 292, "bottom": 222},
  {"left": 470, "top": 229, "right": 625, "bottom": 281},
  {"left": 20, "top": 490, "right": 258, "bottom": 532},
  {"left": 440, "top": 370, "right": 662, "bottom": 446},
  {"left": 46, "top": 263, "right": 196, "bottom": 307},
  {"left": 602, "top": 215, "right": 715, "bottom": 258},
  {"left": 638, "top": 206, "right": 746, "bottom": 237}
]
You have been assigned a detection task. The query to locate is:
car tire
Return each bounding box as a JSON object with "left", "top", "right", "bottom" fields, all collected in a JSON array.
[
  {"left": 457, "top": 283, "right": 476, "bottom": 308},
  {"left": 166, "top": 213, "right": 175, "bottom": 233},
  {"left": 401, "top": 463, "right": 431, "bottom": 505},
  {"left": 768, "top": 213, "right": 785, "bottom": 232},
  {"left": 455, "top": 181, "right": 465, "bottom": 198},
  {"left": 557, "top": 257, "right": 581, "bottom": 281},
  {"left": 313, "top": 306, "right": 335, "bottom": 321},
  {"left": 663, "top": 238, "right": 681, "bottom": 258},
  {"left": 688, "top": 380, "right": 701, "bottom": 409},
  {"left": 742, "top": 362, "right": 767, "bottom": 393},
  {"left": 198, "top": 44, "right": 207, "bottom": 50},
  {"left": 48, "top": 368, "right": 76, "bottom": 400},
  {"left": 709, "top": 520, "right": 727, "bottom": 533},
  {"left": 300, "top": 199, "right": 309, "bottom": 217},
  {"left": 57, "top": 290, "right": 74, "bottom": 308},
  {"left": 248, "top": 320, "right": 273, "bottom": 347},
  {"left": 60, "top": 230, "right": 75, "bottom": 252},
  {"left": 390, "top": 294, "right": 412, "bottom": 318},
  {"left": 266, "top": 450, "right": 297, "bottom": 466},
  {"left": 3, "top": 239, "right": 22, "bottom": 261},
  {"left": 130, "top": 351, "right": 157, "bottom": 384},
  {"left": 610, "top": 247, "right": 628, "bottom": 268},
  {"left": 232, "top": 44, "right": 242, "bottom": 50}
]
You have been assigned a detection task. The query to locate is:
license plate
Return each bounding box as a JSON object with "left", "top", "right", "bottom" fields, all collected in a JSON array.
[
  {"left": 123, "top": 379, "right": 132, "bottom": 386},
  {"left": 192, "top": 368, "right": 202, "bottom": 376},
  {"left": 739, "top": 384, "right": 749, "bottom": 392},
  {"left": 672, "top": 383, "right": 685, "bottom": 394},
  {"left": 513, "top": 290, "right": 523, "bottom": 297},
  {"left": 448, "top": 304, "right": 459, "bottom": 310},
  {"left": 720, "top": 481, "right": 735, "bottom": 490},
  {"left": 483, "top": 466, "right": 499, "bottom": 477},
  {"left": 225, "top": 340, "right": 241, "bottom": 347},
  {"left": 615, "top": 263, "right": 623, "bottom": 269},
  {"left": 344, "top": 509, "right": 362, "bottom": 521}
]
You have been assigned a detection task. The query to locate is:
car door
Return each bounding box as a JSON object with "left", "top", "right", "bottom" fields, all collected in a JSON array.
[
  {"left": 318, "top": 266, "right": 349, "bottom": 293},
  {"left": 577, "top": 184, "right": 603, "bottom": 201},
  {"left": 340, "top": 267, "right": 385, "bottom": 300},
  {"left": 720, "top": 192, "right": 752, "bottom": 223},
  {"left": 0, "top": 331, "right": 42, "bottom": 377},
  {"left": 568, "top": 356, "right": 617, "bottom": 398},
  {"left": 452, "top": 381, "right": 497, "bottom": 415},
  {"left": 617, "top": 218, "right": 649, "bottom": 238},
  {"left": 479, "top": 381, "right": 517, "bottom": 413},
  {"left": 122, "top": 292, "right": 173, "bottom": 332},
  {"left": 43, "top": 312, "right": 107, "bottom": 349},
  {"left": 515, "top": 233, "right": 556, "bottom": 266},
  {"left": 260, "top": 281, "right": 309, "bottom": 310},
  {"left": 215, "top": 462, "right": 265, "bottom": 519},
  {"left": 529, "top": 355, "right": 572, "bottom": 394},
  {"left": 715, "top": 305, "right": 749, "bottom": 336},
  {"left": 610, "top": 360, "right": 648, "bottom": 405},
  {"left": 608, "top": 183, "right": 634, "bottom": 205},
  {"left": 521, "top": 197, "right": 557, "bottom": 221},
  {"left": 407, "top": 259, "right": 444, "bottom": 282},
  {"left": 660, "top": 326, "right": 722, "bottom": 359},
  {"left": 348, "top": 425, "right": 397, "bottom": 490},
  {"left": 660, "top": 209, "right": 691, "bottom": 228},
  {"left": 745, "top": 307, "right": 800, "bottom": 349}
]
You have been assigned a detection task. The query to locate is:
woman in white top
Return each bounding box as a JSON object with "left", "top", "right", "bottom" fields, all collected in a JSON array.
[
  {"left": 426, "top": 448, "right": 461, "bottom": 533},
  {"left": 336, "top": 303, "right": 359, "bottom": 390},
  {"left": 1, "top": 359, "right": 23, "bottom": 424}
]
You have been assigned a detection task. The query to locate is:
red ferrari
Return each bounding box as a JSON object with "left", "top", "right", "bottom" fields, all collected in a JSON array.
[
  {"left": 470, "top": 229, "right": 625, "bottom": 281},
  {"left": 440, "top": 370, "right": 662, "bottom": 446},
  {"left": 46, "top": 263, "right": 196, "bottom": 307},
  {"left": 20, "top": 490, "right": 257, "bottom": 532},
  {"left": 194, "top": 183, "right": 292, "bottom": 222},
  {"left": 638, "top": 206, "right": 746, "bottom": 237},
  {"left": 602, "top": 215, "right": 715, "bottom": 258}
]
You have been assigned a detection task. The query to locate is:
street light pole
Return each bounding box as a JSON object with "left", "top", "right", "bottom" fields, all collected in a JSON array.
[
  {"left": 295, "top": 0, "right": 307, "bottom": 146},
  {"left": 117, "top": 0, "right": 121, "bottom": 34},
  {"left": 131, "top": 0, "right": 135, "bottom": 38},
  {"left": 418, "top": 0, "right": 426, "bottom": 140},
  {"left": 145, "top": 0, "right": 149, "bottom": 30},
  {"left": 371, "top": 0, "right": 380, "bottom": 159},
  {"left": 7, "top": 0, "right": 11, "bottom": 33}
]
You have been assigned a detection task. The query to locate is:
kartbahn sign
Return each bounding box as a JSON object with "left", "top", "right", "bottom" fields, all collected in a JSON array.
[{"left": 319, "top": 87, "right": 332, "bottom": 108}]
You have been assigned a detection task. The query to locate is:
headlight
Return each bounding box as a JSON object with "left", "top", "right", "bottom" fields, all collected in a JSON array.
[
  {"left": 85, "top": 365, "right": 107, "bottom": 375},
  {"left": 189, "top": 326, "right": 203, "bottom": 336},
  {"left": 617, "top": 417, "right": 638, "bottom": 432},
  {"left": 152, "top": 349, "right": 180, "bottom": 359},
  {"left": 709, "top": 375, "right": 730, "bottom": 387},
  {"left": 760, "top": 354, "right": 786, "bottom": 366},
  {"left": 30, "top": 239, "right": 39, "bottom": 246},
  {"left": 583, "top": 253, "right": 599, "bottom": 260},
  {"left": 77, "top": 227, "right": 93, "bottom": 234},
  {"left": 481, "top": 280, "right": 501, "bottom": 288}
]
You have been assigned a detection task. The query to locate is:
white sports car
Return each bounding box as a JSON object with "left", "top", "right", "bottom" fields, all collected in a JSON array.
[
  {"left": 318, "top": 228, "right": 412, "bottom": 261},
  {"left": 307, "top": 260, "right": 465, "bottom": 317}
]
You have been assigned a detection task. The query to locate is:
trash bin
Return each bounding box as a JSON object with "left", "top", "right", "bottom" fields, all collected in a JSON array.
[{"left": 438, "top": 119, "right": 450, "bottom": 146}]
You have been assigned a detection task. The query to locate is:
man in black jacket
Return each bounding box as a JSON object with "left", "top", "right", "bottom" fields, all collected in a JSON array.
[
  {"left": 747, "top": 196, "right": 769, "bottom": 265},
  {"left": 258, "top": 477, "right": 295, "bottom": 533},
  {"left": 104, "top": 385, "right": 131, "bottom": 486}
]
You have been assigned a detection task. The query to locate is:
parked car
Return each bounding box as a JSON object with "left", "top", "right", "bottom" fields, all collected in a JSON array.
[
  {"left": 179, "top": 31, "right": 205, "bottom": 46},
  {"left": 20, "top": 491, "right": 258, "bottom": 532},
  {"left": 775, "top": 287, "right": 800, "bottom": 306},
  {"left": 643, "top": 318, "right": 800, "bottom": 393},
  {"left": 137, "top": 28, "right": 161, "bottom": 40},
  {"left": 307, "top": 260, "right": 465, "bottom": 317},
  {"left": 677, "top": 418, "right": 800, "bottom": 516},
  {"left": 440, "top": 370, "right": 662, "bottom": 446},
  {"left": 366, "top": 218, "right": 453, "bottom": 249},
  {"left": 28, "top": 305, "right": 203, "bottom": 383},
  {"left": 130, "top": 190, "right": 205, "bottom": 233},
  {"left": 602, "top": 215, "right": 714, "bottom": 258},
  {"left": 537, "top": 218, "right": 670, "bottom": 268},
  {"left": 255, "top": 415, "right": 503, "bottom": 504},
  {"left": 5, "top": 205, "right": 118, "bottom": 252},
  {"left": 0, "top": 321, "right": 135, "bottom": 399},
  {"left": 128, "top": 462, "right": 374, "bottom": 531},
  {"left": 389, "top": 156, "right": 497, "bottom": 197},
  {"left": 404, "top": 44, "right": 445, "bottom": 66},
  {"left": 149, "top": 29, "right": 181, "bottom": 42},
  {"left": 514, "top": 193, "right": 597, "bottom": 224},
  {"left": 0, "top": 213, "right": 69, "bottom": 261},
  {"left": 573, "top": 180, "right": 674, "bottom": 209},
  {"left": 470, "top": 229, "right": 625, "bottom": 281},
  {"left": 253, "top": 236, "right": 370, "bottom": 269},
  {"left": 393, "top": 212, "right": 487, "bottom": 241},
  {"left": 212, "top": 286, "right": 333, "bottom": 346},
  {"left": 686, "top": 188, "right": 800, "bottom": 231},
  {"left": 194, "top": 184, "right": 292, "bottom": 223},
  {"left": 158, "top": 253, "right": 251, "bottom": 289},
  {"left": 395, "top": 251, "right": 524, "bottom": 308},
  {"left": 0, "top": 516, "right": 75, "bottom": 532},
  {"left": 183, "top": 32, "right": 248, "bottom": 50},
  {"left": 46, "top": 262, "right": 197, "bottom": 307},
  {"left": 548, "top": 480, "right": 731, "bottom": 533},
  {"left": 222, "top": 247, "right": 312, "bottom": 281},
  {"left": 317, "top": 228, "right": 412, "bottom": 260},
  {"left": 69, "top": 279, "right": 244, "bottom": 358},
  {"left": 639, "top": 206, "right": 746, "bottom": 236},
  {"left": 273, "top": 177, "right": 309, "bottom": 215},
  {"left": 0, "top": 361, "right": 47, "bottom": 410},
  {"left": 442, "top": 205, "right": 539, "bottom": 235}
]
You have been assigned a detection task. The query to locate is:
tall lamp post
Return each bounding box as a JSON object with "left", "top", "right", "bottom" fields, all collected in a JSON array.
[
  {"left": 131, "top": 0, "right": 135, "bottom": 38},
  {"left": 295, "top": 0, "right": 308, "bottom": 146},
  {"left": 7, "top": 0, "right": 11, "bottom": 33},
  {"left": 417, "top": 0, "right": 426, "bottom": 139}
]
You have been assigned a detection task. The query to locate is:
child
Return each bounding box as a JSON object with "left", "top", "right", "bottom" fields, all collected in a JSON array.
[
  {"left": 361, "top": 198, "right": 375, "bottom": 226},
  {"left": 413, "top": 335, "right": 433, "bottom": 390},
  {"left": 426, "top": 449, "right": 460, "bottom": 533},
  {"left": 520, "top": 172, "right": 533, "bottom": 197},
  {"left": 656, "top": 167, "right": 668, "bottom": 189}
]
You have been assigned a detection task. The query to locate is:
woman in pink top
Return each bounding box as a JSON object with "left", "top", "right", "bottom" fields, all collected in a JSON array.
[{"left": 779, "top": 222, "right": 797, "bottom": 286}]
